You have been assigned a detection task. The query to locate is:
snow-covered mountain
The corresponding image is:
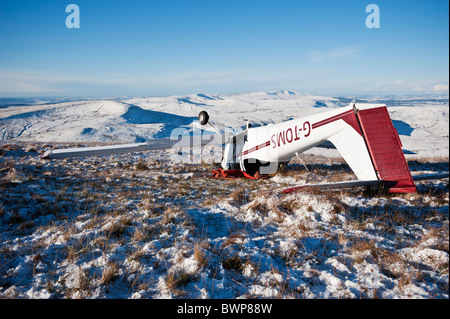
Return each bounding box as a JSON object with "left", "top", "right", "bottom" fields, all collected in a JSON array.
[{"left": 0, "top": 91, "right": 448, "bottom": 158}]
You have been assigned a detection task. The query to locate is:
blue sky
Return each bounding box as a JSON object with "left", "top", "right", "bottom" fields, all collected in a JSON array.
[{"left": 0, "top": 0, "right": 448, "bottom": 97}]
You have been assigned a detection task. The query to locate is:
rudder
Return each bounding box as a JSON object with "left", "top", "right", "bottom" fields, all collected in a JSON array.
[{"left": 356, "top": 106, "right": 417, "bottom": 193}]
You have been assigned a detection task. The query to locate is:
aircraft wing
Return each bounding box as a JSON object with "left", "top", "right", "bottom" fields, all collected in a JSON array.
[
  {"left": 41, "top": 133, "right": 228, "bottom": 159},
  {"left": 282, "top": 179, "right": 383, "bottom": 194}
]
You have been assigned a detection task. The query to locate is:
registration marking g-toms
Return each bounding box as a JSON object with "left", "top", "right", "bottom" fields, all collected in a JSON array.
[{"left": 271, "top": 121, "right": 311, "bottom": 149}]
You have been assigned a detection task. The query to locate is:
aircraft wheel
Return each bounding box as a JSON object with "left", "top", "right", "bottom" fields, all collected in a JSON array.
[
  {"left": 242, "top": 159, "right": 262, "bottom": 176},
  {"left": 198, "top": 111, "right": 209, "bottom": 125}
]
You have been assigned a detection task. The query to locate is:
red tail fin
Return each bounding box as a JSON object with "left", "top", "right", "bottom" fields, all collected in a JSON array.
[{"left": 357, "top": 106, "right": 416, "bottom": 193}]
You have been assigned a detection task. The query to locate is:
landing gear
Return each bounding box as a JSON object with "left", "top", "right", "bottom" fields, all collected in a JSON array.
[{"left": 241, "top": 159, "right": 276, "bottom": 176}]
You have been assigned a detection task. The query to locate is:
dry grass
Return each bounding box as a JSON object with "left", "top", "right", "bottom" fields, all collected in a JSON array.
[
  {"left": 221, "top": 254, "right": 244, "bottom": 273},
  {"left": 193, "top": 243, "right": 208, "bottom": 268},
  {"left": 134, "top": 159, "right": 149, "bottom": 171},
  {"left": 132, "top": 224, "right": 159, "bottom": 242},
  {"left": 101, "top": 261, "right": 120, "bottom": 285},
  {"left": 247, "top": 200, "right": 270, "bottom": 216},
  {"left": 229, "top": 188, "right": 247, "bottom": 206},
  {"left": 278, "top": 198, "right": 302, "bottom": 213},
  {"left": 105, "top": 221, "right": 127, "bottom": 239},
  {"left": 165, "top": 269, "right": 196, "bottom": 291},
  {"left": 0, "top": 143, "right": 448, "bottom": 299}
]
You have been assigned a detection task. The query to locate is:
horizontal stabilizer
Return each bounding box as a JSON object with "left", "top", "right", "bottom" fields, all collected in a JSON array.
[
  {"left": 282, "top": 173, "right": 449, "bottom": 194},
  {"left": 282, "top": 179, "right": 382, "bottom": 194},
  {"left": 412, "top": 173, "right": 449, "bottom": 181}
]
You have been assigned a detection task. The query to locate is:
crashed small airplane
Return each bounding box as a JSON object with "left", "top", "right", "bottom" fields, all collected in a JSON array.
[{"left": 41, "top": 101, "right": 449, "bottom": 193}]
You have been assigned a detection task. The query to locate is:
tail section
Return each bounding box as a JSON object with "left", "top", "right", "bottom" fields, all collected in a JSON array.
[
  {"left": 325, "top": 103, "right": 417, "bottom": 193},
  {"left": 327, "top": 121, "right": 378, "bottom": 181},
  {"left": 356, "top": 106, "right": 416, "bottom": 193}
]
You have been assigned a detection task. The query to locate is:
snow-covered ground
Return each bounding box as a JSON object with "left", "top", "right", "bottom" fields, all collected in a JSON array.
[{"left": 0, "top": 91, "right": 448, "bottom": 299}]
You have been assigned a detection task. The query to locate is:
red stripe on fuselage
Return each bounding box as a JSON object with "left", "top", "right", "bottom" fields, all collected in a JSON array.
[
  {"left": 312, "top": 109, "right": 362, "bottom": 135},
  {"left": 312, "top": 109, "right": 354, "bottom": 129},
  {"left": 241, "top": 140, "right": 271, "bottom": 156}
]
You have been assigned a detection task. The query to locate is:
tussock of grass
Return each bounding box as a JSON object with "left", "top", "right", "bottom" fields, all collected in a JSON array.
[
  {"left": 166, "top": 269, "right": 196, "bottom": 290},
  {"left": 222, "top": 254, "right": 244, "bottom": 273},
  {"left": 101, "top": 261, "right": 120, "bottom": 285}
]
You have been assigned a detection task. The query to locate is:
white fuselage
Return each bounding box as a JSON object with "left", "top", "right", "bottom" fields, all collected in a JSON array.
[{"left": 222, "top": 103, "right": 384, "bottom": 180}]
